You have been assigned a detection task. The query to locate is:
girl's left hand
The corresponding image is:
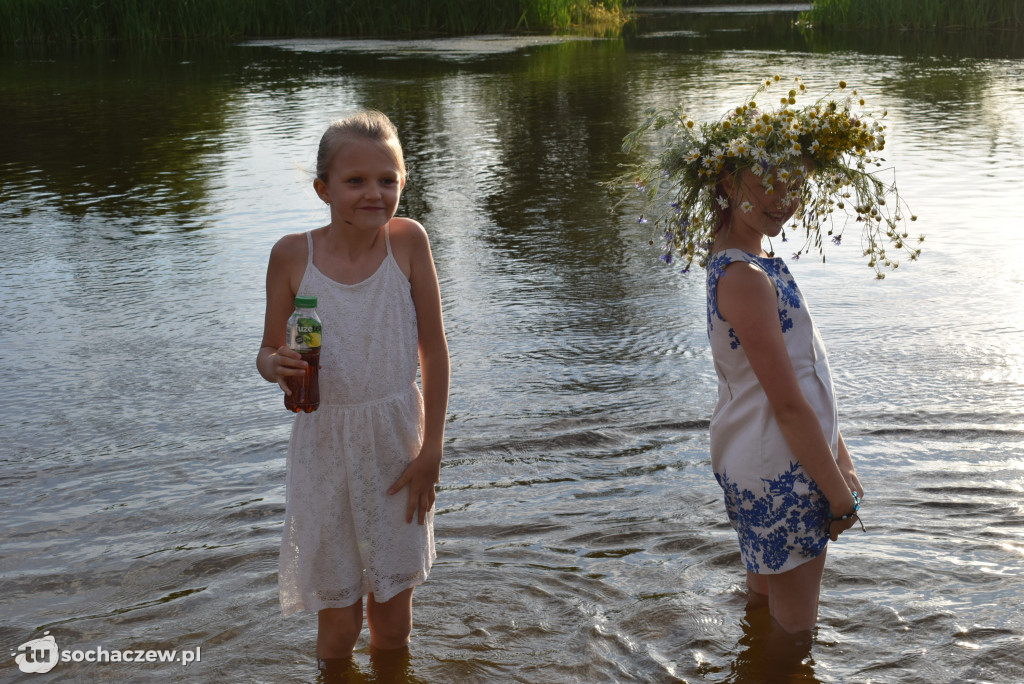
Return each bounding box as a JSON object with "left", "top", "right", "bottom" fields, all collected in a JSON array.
[
  {"left": 388, "top": 445, "right": 441, "bottom": 524},
  {"left": 836, "top": 433, "right": 865, "bottom": 502},
  {"left": 843, "top": 468, "right": 865, "bottom": 503}
]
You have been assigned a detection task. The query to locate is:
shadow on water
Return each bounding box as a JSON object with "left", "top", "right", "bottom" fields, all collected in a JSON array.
[{"left": 726, "top": 600, "right": 819, "bottom": 683}]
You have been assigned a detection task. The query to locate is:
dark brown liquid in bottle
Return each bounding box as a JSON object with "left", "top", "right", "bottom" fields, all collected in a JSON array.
[{"left": 284, "top": 347, "right": 320, "bottom": 413}]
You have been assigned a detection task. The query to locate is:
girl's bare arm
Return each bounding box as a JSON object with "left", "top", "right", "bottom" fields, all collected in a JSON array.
[
  {"left": 388, "top": 219, "right": 450, "bottom": 524},
  {"left": 257, "top": 233, "right": 309, "bottom": 393}
]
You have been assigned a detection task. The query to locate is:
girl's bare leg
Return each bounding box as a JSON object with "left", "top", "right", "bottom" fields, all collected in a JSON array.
[
  {"left": 366, "top": 588, "right": 414, "bottom": 650},
  {"left": 745, "top": 571, "right": 770, "bottom": 609},
  {"left": 764, "top": 549, "right": 827, "bottom": 634},
  {"left": 735, "top": 554, "right": 825, "bottom": 681},
  {"left": 318, "top": 601, "right": 364, "bottom": 659}
]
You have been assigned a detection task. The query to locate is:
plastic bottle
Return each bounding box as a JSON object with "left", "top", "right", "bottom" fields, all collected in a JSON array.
[{"left": 284, "top": 295, "right": 321, "bottom": 413}]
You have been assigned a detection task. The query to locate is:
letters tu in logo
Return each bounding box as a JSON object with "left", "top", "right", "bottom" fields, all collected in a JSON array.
[{"left": 13, "top": 631, "right": 58, "bottom": 674}]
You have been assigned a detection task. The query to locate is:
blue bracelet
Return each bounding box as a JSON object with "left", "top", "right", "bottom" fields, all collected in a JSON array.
[{"left": 829, "top": 491, "right": 866, "bottom": 532}]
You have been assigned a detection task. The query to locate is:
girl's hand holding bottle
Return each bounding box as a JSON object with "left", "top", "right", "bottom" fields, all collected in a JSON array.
[{"left": 268, "top": 345, "right": 308, "bottom": 396}]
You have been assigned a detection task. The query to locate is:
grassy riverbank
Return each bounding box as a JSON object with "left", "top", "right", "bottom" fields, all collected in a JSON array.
[
  {"left": 801, "top": 0, "right": 1024, "bottom": 30},
  {"left": 0, "top": 0, "right": 626, "bottom": 43}
]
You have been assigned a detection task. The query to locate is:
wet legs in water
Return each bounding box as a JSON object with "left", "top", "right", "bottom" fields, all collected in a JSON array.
[
  {"left": 316, "top": 588, "right": 418, "bottom": 682},
  {"left": 317, "top": 647, "right": 416, "bottom": 684},
  {"left": 730, "top": 551, "right": 827, "bottom": 682}
]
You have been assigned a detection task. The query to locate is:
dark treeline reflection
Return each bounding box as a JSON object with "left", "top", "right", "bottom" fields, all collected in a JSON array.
[
  {"left": 4, "top": 9, "right": 1014, "bottom": 236},
  {"left": 0, "top": 43, "right": 254, "bottom": 230},
  {"left": 473, "top": 39, "right": 635, "bottom": 269},
  {"left": 800, "top": 25, "right": 1024, "bottom": 59}
]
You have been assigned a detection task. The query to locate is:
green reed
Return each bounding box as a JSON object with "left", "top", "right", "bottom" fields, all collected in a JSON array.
[
  {"left": 802, "top": 0, "right": 1024, "bottom": 31},
  {"left": 0, "top": 0, "right": 626, "bottom": 43}
]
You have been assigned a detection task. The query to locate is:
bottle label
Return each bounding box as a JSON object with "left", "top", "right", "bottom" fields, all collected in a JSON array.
[{"left": 290, "top": 317, "right": 322, "bottom": 351}]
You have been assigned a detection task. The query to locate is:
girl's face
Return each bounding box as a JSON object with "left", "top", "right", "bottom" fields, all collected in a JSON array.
[
  {"left": 727, "top": 166, "right": 802, "bottom": 241},
  {"left": 314, "top": 138, "right": 405, "bottom": 231}
]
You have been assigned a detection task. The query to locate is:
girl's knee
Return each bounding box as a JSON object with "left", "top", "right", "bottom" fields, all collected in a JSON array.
[
  {"left": 318, "top": 606, "right": 363, "bottom": 658},
  {"left": 366, "top": 590, "right": 413, "bottom": 649},
  {"left": 764, "top": 555, "right": 825, "bottom": 633},
  {"left": 369, "top": 619, "right": 411, "bottom": 649},
  {"left": 367, "top": 607, "right": 412, "bottom": 648}
]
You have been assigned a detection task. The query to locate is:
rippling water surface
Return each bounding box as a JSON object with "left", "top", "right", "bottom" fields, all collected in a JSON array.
[{"left": 2, "top": 6, "right": 1023, "bottom": 683}]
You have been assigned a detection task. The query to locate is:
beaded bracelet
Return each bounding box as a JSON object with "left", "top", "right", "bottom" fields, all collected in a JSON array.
[{"left": 829, "top": 491, "right": 866, "bottom": 532}]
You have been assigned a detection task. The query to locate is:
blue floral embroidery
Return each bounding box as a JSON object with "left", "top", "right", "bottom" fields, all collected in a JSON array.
[
  {"left": 715, "top": 462, "right": 829, "bottom": 573},
  {"left": 705, "top": 251, "right": 802, "bottom": 343},
  {"left": 705, "top": 252, "right": 733, "bottom": 335},
  {"left": 779, "top": 309, "right": 794, "bottom": 333},
  {"left": 750, "top": 256, "right": 802, "bottom": 335},
  {"left": 728, "top": 328, "right": 741, "bottom": 350}
]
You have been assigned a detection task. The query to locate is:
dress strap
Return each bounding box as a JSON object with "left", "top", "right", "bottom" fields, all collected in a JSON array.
[
  {"left": 384, "top": 222, "right": 392, "bottom": 257},
  {"left": 305, "top": 231, "right": 314, "bottom": 267}
]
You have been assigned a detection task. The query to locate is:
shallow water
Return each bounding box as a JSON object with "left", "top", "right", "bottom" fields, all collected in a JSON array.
[{"left": 2, "top": 6, "right": 1023, "bottom": 683}]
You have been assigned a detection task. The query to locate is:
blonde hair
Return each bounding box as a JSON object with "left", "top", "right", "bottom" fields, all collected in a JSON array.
[{"left": 316, "top": 110, "right": 406, "bottom": 181}]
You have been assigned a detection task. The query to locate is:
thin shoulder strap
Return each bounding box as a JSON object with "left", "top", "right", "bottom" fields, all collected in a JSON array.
[
  {"left": 384, "top": 221, "right": 393, "bottom": 257},
  {"left": 305, "top": 231, "right": 314, "bottom": 267}
]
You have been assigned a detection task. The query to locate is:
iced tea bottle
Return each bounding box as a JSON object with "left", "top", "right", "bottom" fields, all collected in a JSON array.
[{"left": 284, "top": 295, "right": 321, "bottom": 413}]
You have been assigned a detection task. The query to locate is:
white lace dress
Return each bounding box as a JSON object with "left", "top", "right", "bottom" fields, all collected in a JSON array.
[{"left": 279, "top": 228, "right": 434, "bottom": 617}]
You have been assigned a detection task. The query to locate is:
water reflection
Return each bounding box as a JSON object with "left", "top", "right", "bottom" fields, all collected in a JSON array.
[
  {"left": 799, "top": 26, "right": 1024, "bottom": 59},
  {"left": 0, "top": 44, "right": 251, "bottom": 229},
  {"left": 475, "top": 40, "right": 634, "bottom": 266},
  {"left": 317, "top": 648, "right": 425, "bottom": 684}
]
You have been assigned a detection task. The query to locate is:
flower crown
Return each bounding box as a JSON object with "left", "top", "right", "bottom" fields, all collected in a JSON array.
[{"left": 612, "top": 76, "right": 922, "bottom": 278}]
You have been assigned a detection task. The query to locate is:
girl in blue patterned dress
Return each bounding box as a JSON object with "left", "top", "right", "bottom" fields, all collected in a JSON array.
[
  {"left": 615, "top": 77, "right": 921, "bottom": 639},
  {"left": 705, "top": 165, "right": 863, "bottom": 635}
]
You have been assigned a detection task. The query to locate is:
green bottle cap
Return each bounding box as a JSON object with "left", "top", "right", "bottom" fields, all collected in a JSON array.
[{"left": 294, "top": 295, "right": 318, "bottom": 309}]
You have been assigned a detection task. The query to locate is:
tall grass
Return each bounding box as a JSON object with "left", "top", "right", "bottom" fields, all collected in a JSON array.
[
  {"left": 802, "top": 0, "right": 1024, "bottom": 31},
  {"left": 0, "top": 0, "right": 626, "bottom": 43}
]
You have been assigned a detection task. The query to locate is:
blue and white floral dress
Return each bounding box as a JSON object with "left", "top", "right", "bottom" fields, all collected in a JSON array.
[{"left": 706, "top": 249, "right": 839, "bottom": 575}]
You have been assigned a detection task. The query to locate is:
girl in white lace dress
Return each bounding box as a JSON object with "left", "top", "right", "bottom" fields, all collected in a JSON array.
[{"left": 257, "top": 111, "right": 449, "bottom": 662}]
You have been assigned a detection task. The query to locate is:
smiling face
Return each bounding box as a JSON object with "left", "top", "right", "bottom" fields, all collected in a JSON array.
[
  {"left": 733, "top": 167, "right": 801, "bottom": 236},
  {"left": 313, "top": 137, "right": 405, "bottom": 231},
  {"left": 717, "top": 165, "right": 804, "bottom": 253}
]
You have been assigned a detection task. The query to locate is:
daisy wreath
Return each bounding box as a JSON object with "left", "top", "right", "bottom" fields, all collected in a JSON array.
[{"left": 611, "top": 76, "right": 922, "bottom": 278}]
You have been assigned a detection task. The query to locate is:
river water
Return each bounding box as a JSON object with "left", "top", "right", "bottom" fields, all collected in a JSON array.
[{"left": 2, "top": 5, "right": 1023, "bottom": 683}]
